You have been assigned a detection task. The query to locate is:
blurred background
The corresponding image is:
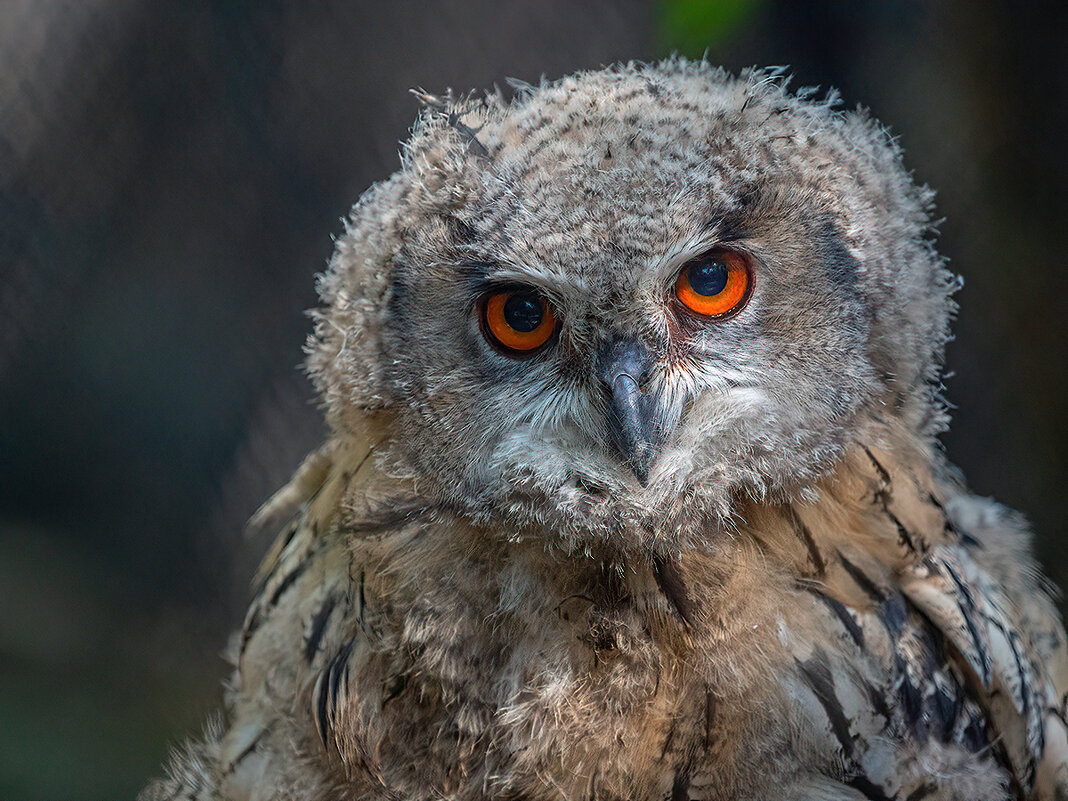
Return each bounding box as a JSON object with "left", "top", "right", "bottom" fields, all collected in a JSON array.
[{"left": 1, "top": 1, "right": 1064, "bottom": 797}]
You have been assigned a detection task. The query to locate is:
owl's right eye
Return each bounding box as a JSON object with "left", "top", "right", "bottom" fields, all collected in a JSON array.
[
  {"left": 480, "top": 288, "right": 557, "bottom": 356},
  {"left": 674, "top": 249, "right": 752, "bottom": 319}
]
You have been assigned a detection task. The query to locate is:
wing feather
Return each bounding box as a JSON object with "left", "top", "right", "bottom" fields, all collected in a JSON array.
[{"left": 901, "top": 537, "right": 1063, "bottom": 795}]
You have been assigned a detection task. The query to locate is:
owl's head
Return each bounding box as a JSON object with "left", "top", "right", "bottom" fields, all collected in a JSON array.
[{"left": 308, "top": 60, "right": 956, "bottom": 555}]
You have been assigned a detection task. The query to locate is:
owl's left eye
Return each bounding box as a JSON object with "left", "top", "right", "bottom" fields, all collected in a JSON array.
[
  {"left": 674, "top": 249, "right": 752, "bottom": 319},
  {"left": 481, "top": 288, "right": 557, "bottom": 356}
]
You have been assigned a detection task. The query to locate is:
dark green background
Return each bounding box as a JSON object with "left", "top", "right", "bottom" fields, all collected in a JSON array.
[{"left": 1, "top": 1, "right": 1064, "bottom": 798}]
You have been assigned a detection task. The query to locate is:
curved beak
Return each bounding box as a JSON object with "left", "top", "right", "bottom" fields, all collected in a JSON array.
[{"left": 598, "top": 337, "right": 666, "bottom": 484}]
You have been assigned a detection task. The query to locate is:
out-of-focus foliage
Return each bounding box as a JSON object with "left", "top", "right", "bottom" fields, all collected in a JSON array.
[
  {"left": 1, "top": 1, "right": 1063, "bottom": 798},
  {"left": 657, "top": 0, "right": 762, "bottom": 56}
]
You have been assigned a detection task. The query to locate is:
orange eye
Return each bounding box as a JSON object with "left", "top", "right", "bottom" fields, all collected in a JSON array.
[
  {"left": 482, "top": 288, "right": 556, "bottom": 355},
  {"left": 674, "top": 250, "right": 752, "bottom": 319}
]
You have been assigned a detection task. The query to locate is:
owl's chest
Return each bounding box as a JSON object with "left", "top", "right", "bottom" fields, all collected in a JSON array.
[{"left": 357, "top": 564, "right": 794, "bottom": 801}]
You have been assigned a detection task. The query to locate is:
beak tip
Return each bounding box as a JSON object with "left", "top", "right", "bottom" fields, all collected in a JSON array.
[{"left": 628, "top": 449, "right": 655, "bottom": 486}]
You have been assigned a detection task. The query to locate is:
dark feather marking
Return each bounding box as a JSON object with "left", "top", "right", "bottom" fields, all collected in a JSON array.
[
  {"left": 239, "top": 607, "right": 263, "bottom": 654},
  {"left": 863, "top": 447, "right": 892, "bottom": 487},
  {"left": 223, "top": 725, "right": 269, "bottom": 776},
  {"left": 269, "top": 557, "right": 309, "bottom": 606},
  {"left": 704, "top": 688, "right": 717, "bottom": 750},
  {"left": 890, "top": 585, "right": 1000, "bottom": 756},
  {"left": 382, "top": 673, "right": 408, "bottom": 707},
  {"left": 346, "top": 500, "right": 436, "bottom": 536},
  {"left": 446, "top": 111, "right": 489, "bottom": 157},
  {"left": 885, "top": 507, "right": 920, "bottom": 553},
  {"left": 895, "top": 654, "right": 925, "bottom": 736},
  {"left": 861, "top": 675, "right": 892, "bottom": 722},
  {"left": 961, "top": 714, "right": 989, "bottom": 753},
  {"left": 785, "top": 506, "right": 826, "bottom": 577},
  {"left": 805, "top": 587, "right": 864, "bottom": 647},
  {"left": 708, "top": 194, "right": 756, "bottom": 243},
  {"left": 243, "top": 539, "right": 326, "bottom": 652},
  {"left": 357, "top": 568, "right": 366, "bottom": 623},
  {"left": 837, "top": 552, "right": 886, "bottom": 602},
  {"left": 315, "top": 671, "right": 331, "bottom": 746},
  {"left": 994, "top": 622, "right": 1043, "bottom": 772},
  {"left": 941, "top": 561, "right": 993, "bottom": 684},
  {"left": 348, "top": 443, "right": 377, "bottom": 483},
  {"left": 447, "top": 217, "right": 479, "bottom": 245},
  {"left": 1005, "top": 629, "right": 1033, "bottom": 719},
  {"left": 880, "top": 590, "right": 909, "bottom": 638},
  {"left": 811, "top": 216, "right": 863, "bottom": 290},
  {"left": 846, "top": 776, "right": 894, "bottom": 801},
  {"left": 861, "top": 448, "right": 922, "bottom": 552},
  {"left": 932, "top": 685, "right": 961, "bottom": 742},
  {"left": 916, "top": 621, "right": 946, "bottom": 674},
  {"left": 670, "top": 766, "right": 691, "bottom": 801},
  {"left": 659, "top": 719, "right": 677, "bottom": 760},
  {"left": 315, "top": 640, "right": 356, "bottom": 748},
  {"left": 250, "top": 522, "right": 299, "bottom": 599},
  {"left": 278, "top": 520, "right": 299, "bottom": 551},
  {"left": 926, "top": 492, "right": 974, "bottom": 545},
  {"left": 796, "top": 651, "right": 855, "bottom": 760},
  {"left": 328, "top": 642, "right": 352, "bottom": 714},
  {"left": 304, "top": 594, "right": 339, "bottom": 662},
  {"left": 908, "top": 625, "right": 956, "bottom": 740},
  {"left": 905, "top": 783, "right": 938, "bottom": 801},
  {"left": 651, "top": 555, "right": 695, "bottom": 628}
]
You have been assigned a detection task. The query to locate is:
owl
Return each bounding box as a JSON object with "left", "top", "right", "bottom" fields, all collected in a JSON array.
[{"left": 142, "top": 60, "right": 1068, "bottom": 801}]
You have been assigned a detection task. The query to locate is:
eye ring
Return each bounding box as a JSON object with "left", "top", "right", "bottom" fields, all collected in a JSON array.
[
  {"left": 674, "top": 249, "right": 753, "bottom": 320},
  {"left": 480, "top": 287, "right": 557, "bottom": 356}
]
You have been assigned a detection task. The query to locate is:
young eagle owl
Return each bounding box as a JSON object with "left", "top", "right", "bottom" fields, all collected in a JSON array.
[{"left": 143, "top": 61, "right": 1068, "bottom": 801}]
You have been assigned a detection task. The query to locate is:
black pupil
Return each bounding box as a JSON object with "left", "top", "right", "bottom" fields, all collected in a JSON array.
[
  {"left": 503, "top": 292, "right": 544, "bottom": 332},
  {"left": 689, "top": 260, "right": 728, "bottom": 296}
]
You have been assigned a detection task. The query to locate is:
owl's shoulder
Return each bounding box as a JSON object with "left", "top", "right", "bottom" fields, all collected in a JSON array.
[
  {"left": 174, "top": 433, "right": 432, "bottom": 798},
  {"left": 749, "top": 442, "right": 1068, "bottom": 800}
]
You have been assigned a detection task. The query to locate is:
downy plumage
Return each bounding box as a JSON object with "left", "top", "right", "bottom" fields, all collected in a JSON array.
[{"left": 143, "top": 61, "right": 1068, "bottom": 801}]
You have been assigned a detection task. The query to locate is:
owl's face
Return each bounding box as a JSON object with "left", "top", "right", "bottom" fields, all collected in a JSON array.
[{"left": 311, "top": 62, "right": 955, "bottom": 554}]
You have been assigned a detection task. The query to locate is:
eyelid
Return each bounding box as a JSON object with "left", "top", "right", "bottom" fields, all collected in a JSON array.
[{"left": 475, "top": 263, "right": 580, "bottom": 307}]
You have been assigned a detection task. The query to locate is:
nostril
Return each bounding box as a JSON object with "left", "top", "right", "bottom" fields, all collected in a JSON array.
[
  {"left": 633, "top": 361, "right": 653, "bottom": 389},
  {"left": 596, "top": 335, "right": 654, "bottom": 390}
]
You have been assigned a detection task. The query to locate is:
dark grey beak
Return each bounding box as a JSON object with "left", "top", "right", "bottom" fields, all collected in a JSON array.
[{"left": 597, "top": 336, "right": 665, "bottom": 484}]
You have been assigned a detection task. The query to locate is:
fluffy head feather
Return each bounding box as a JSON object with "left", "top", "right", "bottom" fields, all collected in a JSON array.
[{"left": 306, "top": 59, "right": 957, "bottom": 556}]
